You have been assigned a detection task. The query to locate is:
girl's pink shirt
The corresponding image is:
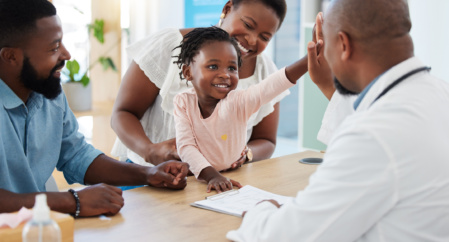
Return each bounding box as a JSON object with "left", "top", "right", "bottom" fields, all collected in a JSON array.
[{"left": 173, "top": 68, "right": 293, "bottom": 178}]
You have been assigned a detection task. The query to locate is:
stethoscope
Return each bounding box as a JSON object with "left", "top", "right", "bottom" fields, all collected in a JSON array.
[
  {"left": 371, "top": 66, "right": 431, "bottom": 106},
  {"left": 299, "top": 66, "right": 432, "bottom": 165}
]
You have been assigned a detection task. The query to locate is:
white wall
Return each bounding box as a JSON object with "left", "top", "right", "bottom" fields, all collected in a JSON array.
[
  {"left": 409, "top": 0, "right": 449, "bottom": 82},
  {"left": 124, "top": 0, "right": 449, "bottom": 83},
  {"left": 121, "top": 0, "right": 184, "bottom": 71},
  {"left": 128, "top": 0, "right": 184, "bottom": 44}
]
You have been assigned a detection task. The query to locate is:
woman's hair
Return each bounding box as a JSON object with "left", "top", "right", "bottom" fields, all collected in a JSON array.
[
  {"left": 233, "top": 0, "right": 287, "bottom": 28},
  {"left": 0, "top": 0, "right": 56, "bottom": 49},
  {"left": 173, "top": 26, "right": 242, "bottom": 81}
]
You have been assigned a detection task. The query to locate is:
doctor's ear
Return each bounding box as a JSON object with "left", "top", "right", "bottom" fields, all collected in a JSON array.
[{"left": 338, "top": 31, "right": 352, "bottom": 61}]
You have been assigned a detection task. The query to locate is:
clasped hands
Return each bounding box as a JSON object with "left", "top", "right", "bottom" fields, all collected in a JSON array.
[{"left": 77, "top": 160, "right": 188, "bottom": 217}]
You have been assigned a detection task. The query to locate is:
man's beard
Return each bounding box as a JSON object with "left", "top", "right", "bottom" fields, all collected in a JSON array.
[
  {"left": 334, "top": 77, "right": 358, "bottom": 96},
  {"left": 20, "top": 57, "right": 64, "bottom": 100}
]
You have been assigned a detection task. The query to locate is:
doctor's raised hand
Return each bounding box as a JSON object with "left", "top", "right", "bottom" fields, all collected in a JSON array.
[{"left": 307, "top": 12, "right": 334, "bottom": 100}]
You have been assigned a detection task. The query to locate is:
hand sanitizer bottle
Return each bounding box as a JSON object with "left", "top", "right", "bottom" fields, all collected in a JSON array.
[{"left": 22, "top": 194, "right": 62, "bottom": 242}]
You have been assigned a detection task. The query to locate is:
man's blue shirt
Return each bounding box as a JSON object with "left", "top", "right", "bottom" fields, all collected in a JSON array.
[{"left": 0, "top": 79, "right": 103, "bottom": 193}]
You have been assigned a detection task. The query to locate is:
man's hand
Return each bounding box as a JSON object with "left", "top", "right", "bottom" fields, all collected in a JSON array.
[
  {"left": 146, "top": 160, "right": 189, "bottom": 189},
  {"left": 308, "top": 12, "right": 335, "bottom": 100},
  {"left": 77, "top": 184, "right": 124, "bottom": 217},
  {"left": 145, "top": 138, "right": 180, "bottom": 165}
]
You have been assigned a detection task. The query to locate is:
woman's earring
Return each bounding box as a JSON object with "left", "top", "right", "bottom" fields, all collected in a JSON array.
[{"left": 218, "top": 13, "right": 225, "bottom": 27}]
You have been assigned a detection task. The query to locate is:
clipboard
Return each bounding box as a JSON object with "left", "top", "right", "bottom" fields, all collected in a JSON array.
[
  {"left": 205, "top": 189, "right": 240, "bottom": 201},
  {"left": 191, "top": 185, "right": 292, "bottom": 217}
]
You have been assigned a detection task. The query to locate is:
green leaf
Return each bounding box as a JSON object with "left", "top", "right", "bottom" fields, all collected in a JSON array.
[
  {"left": 98, "top": 57, "right": 117, "bottom": 72},
  {"left": 106, "top": 57, "right": 117, "bottom": 71},
  {"left": 88, "top": 19, "right": 105, "bottom": 44},
  {"left": 66, "top": 60, "right": 80, "bottom": 74},
  {"left": 65, "top": 60, "right": 80, "bottom": 82},
  {"left": 80, "top": 73, "right": 90, "bottom": 87}
]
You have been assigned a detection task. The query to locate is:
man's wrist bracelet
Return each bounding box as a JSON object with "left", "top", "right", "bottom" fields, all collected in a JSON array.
[{"left": 68, "top": 189, "right": 80, "bottom": 218}]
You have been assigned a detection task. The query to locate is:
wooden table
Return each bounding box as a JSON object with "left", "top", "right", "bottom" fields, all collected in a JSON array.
[{"left": 74, "top": 151, "right": 323, "bottom": 242}]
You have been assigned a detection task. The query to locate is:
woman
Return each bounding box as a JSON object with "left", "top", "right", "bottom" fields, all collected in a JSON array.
[{"left": 111, "top": 0, "right": 308, "bottom": 167}]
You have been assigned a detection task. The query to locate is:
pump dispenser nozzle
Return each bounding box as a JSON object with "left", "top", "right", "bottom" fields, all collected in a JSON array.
[{"left": 32, "top": 194, "right": 50, "bottom": 222}]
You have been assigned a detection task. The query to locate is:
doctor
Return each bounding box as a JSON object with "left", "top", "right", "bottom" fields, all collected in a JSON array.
[{"left": 227, "top": 0, "right": 449, "bottom": 241}]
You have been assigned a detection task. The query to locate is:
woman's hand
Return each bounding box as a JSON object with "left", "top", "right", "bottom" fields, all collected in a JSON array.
[
  {"left": 223, "top": 147, "right": 248, "bottom": 172},
  {"left": 145, "top": 138, "right": 180, "bottom": 165},
  {"left": 228, "top": 156, "right": 245, "bottom": 170}
]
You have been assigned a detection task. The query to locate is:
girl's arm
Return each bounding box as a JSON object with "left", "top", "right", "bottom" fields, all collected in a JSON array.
[
  {"left": 245, "top": 57, "right": 309, "bottom": 162},
  {"left": 173, "top": 94, "right": 212, "bottom": 175}
]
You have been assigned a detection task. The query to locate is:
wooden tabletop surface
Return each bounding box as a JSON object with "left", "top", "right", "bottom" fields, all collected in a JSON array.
[{"left": 74, "top": 151, "right": 323, "bottom": 242}]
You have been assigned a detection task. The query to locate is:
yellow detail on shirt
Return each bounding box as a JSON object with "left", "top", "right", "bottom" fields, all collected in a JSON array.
[{"left": 221, "top": 134, "right": 228, "bottom": 141}]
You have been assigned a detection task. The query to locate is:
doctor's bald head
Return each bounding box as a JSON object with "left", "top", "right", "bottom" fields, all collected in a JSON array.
[
  {"left": 327, "top": 0, "right": 411, "bottom": 42},
  {"left": 323, "top": 0, "right": 415, "bottom": 94}
]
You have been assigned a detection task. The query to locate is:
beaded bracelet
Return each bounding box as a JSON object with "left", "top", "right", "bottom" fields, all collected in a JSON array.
[{"left": 68, "top": 189, "right": 80, "bottom": 218}]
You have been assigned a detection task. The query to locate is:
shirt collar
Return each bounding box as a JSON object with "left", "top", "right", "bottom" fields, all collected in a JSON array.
[
  {"left": 353, "top": 73, "right": 384, "bottom": 110},
  {"left": 0, "top": 78, "right": 24, "bottom": 109},
  {"left": 0, "top": 78, "right": 43, "bottom": 110}
]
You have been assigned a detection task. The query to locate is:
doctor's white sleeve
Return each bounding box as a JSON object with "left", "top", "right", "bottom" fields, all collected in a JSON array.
[
  {"left": 317, "top": 91, "right": 356, "bottom": 145},
  {"left": 227, "top": 126, "right": 397, "bottom": 242}
]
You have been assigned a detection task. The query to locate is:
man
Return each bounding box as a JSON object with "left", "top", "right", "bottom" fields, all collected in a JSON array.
[
  {"left": 0, "top": 0, "right": 188, "bottom": 217},
  {"left": 227, "top": 0, "right": 449, "bottom": 241}
]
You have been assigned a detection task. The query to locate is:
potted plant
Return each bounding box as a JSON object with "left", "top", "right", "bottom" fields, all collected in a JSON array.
[{"left": 62, "top": 19, "right": 117, "bottom": 112}]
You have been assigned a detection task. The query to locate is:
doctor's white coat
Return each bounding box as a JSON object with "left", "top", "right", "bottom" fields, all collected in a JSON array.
[{"left": 227, "top": 57, "right": 449, "bottom": 242}]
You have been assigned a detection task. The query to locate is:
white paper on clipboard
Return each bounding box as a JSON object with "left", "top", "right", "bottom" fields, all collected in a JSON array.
[{"left": 191, "top": 185, "right": 292, "bottom": 217}]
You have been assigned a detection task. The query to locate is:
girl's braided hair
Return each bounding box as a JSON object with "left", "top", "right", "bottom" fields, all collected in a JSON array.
[{"left": 173, "top": 26, "right": 242, "bottom": 81}]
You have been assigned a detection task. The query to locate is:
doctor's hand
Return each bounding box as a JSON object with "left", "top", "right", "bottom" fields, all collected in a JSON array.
[
  {"left": 308, "top": 12, "right": 335, "bottom": 100},
  {"left": 145, "top": 138, "right": 180, "bottom": 165},
  {"left": 146, "top": 160, "right": 189, "bottom": 189},
  {"left": 258, "top": 199, "right": 281, "bottom": 208},
  {"left": 242, "top": 199, "right": 281, "bottom": 217}
]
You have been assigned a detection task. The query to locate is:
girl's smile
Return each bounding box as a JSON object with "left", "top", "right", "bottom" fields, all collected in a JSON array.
[{"left": 184, "top": 41, "right": 239, "bottom": 104}]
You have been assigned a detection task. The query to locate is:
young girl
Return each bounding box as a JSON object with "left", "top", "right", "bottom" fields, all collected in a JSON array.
[{"left": 173, "top": 27, "right": 303, "bottom": 193}]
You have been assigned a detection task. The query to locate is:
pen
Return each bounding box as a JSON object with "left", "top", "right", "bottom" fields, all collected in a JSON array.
[{"left": 205, "top": 189, "right": 239, "bottom": 201}]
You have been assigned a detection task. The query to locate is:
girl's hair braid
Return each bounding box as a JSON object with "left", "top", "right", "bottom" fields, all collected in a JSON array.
[{"left": 173, "top": 26, "right": 242, "bottom": 81}]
